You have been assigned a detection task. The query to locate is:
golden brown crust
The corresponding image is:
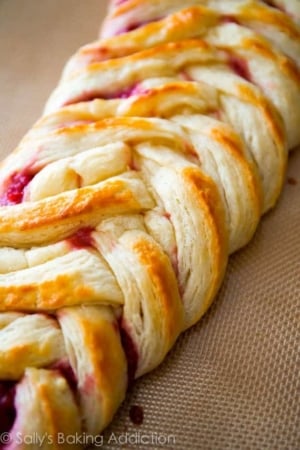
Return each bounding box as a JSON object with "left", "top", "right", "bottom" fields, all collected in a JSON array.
[
  {"left": 10, "top": 368, "right": 81, "bottom": 448},
  {"left": 58, "top": 306, "right": 127, "bottom": 433},
  {"left": 67, "top": 4, "right": 300, "bottom": 72},
  {"left": 241, "top": 2, "right": 300, "bottom": 41},
  {"left": 182, "top": 166, "right": 228, "bottom": 321},
  {"left": 0, "top": 174, "right": 154, "bottom": 247},
  {"left": 132, "top": 236, "right": 184, "bottom": 345}
]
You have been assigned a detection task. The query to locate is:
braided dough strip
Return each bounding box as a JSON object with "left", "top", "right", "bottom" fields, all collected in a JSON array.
[
  {"left": 102, "top": 0, "right": 300, "bottom": 37},
  {"left": 45, "top": 40, "right": 288, "bottom": 212},
  {"left": 0, "top": 0, "right": 299, "bottom": 447}
]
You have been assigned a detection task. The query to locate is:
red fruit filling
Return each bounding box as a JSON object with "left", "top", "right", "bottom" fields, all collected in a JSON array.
[
  {"left": 119, "top": 322, "right": 138, "bottom": 387},
  {"left": 64, "top": 83, "right": 148, "bottom": 106},
  {"left": 0, "top": 381, "right": 16, "bottom": 441},
  {"left": 221, "top": 15, "right": 239, "bottom": 24},
  {"left": 210, "top": 110, "right": 222, "bottom": 121},
  {"left": 228, "top": 55, "right": 252, "bottom": 82},
  {"left": 111, "top": 84, "right": 148, "bottom": 99},
  {"left": 67, "top": 227, "right": 95, "bottom": 250},
  {"left": 129, "top": 404, "right": 144, "bottom": 425},
  {"left": 179, "top": 71, "right": 194, "bottom": 82},
  {"left": 0, "top": 171, "right": 34, "bottom": 206}
]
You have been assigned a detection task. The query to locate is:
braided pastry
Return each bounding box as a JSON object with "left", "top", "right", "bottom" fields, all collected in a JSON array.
[{"left": 0, "top": 1, "right": 299, "bottom": 448}]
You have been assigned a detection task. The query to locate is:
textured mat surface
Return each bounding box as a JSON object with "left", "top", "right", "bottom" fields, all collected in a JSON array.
[{"left": 0, "top": 1, "right": 299, "bottom": 449}]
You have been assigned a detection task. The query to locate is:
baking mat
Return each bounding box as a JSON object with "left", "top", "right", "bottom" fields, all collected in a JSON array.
[{"left": 0, "top": 1, "right": 299, "bottom": 449}]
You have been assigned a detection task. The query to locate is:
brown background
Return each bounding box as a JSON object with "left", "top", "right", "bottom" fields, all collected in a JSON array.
[{"left": 0, "top": 1, "right": 299, "bottom": 449}]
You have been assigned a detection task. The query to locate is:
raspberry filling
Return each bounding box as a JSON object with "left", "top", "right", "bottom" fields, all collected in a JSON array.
[
  {"left": 119, "top": 322, "right": 138, "bottom": 387},
  {"left": 179, "top": 71, "right": 194, "bottom": 82},
  {"left": 0, "top": 171, "right": 34, "bottom": 206},
  {"left": 0, "top": 381, "right": 16, "bottom": 439},
  {"left": 64, "top": 83, "right": 149, "bottom": 106},
  {"left": 129, "top": 404, "right": 144, "bottom": 425},
  {"left": 221, "top": 15, "right": 239, "bottom": 25},
  {"left": 110, "top": 84, "right": 148, "bottom": 99},
  {"left": 67, "top": 227, "right": 95, "bottom": 250},
  {"left": 228, "top": 55, "right": 252, "bottom": 82}
]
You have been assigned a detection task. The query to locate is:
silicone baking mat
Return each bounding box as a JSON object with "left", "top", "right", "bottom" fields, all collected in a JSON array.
[{"left": 0, "top": 1, "right": 299, "bottom": 449}]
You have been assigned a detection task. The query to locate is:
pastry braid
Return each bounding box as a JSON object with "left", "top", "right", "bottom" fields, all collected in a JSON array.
[{"left": 0, "top": 1, "right": 299, "bottom": 448}]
